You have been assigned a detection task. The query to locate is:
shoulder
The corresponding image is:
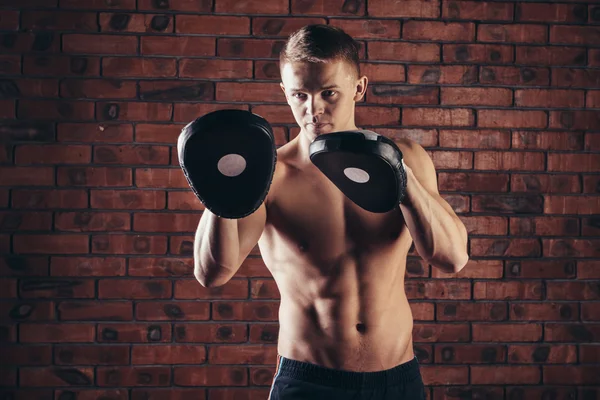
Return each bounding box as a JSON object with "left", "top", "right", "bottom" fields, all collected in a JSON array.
[{"left": 390, "top": 136, "right": 439, "bottom": 194}]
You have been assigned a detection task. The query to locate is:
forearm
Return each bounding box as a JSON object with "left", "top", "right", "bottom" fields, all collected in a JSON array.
[
  {"left": 399, "top": 167, "right": 469, "bottom": 272},
  {"left": 194, "top": 210, "right": 240, "bottom": 286}
]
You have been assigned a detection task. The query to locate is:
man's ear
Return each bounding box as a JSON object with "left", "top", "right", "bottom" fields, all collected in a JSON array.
[{"left": 354, "top": 75, "right": 368, "bottom": 102}]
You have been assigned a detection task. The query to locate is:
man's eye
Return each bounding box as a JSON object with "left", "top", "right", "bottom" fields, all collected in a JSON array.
[
  {"left": 323, "top": 90, "right": 336, "bottom": 97},
  {"left": 293, "top": 93, "right": 306, "bottom": 99}
]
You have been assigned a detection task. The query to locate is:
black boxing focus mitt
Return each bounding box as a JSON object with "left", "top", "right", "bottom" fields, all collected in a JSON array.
[
  {"left": 177, "top": 109, "right": 277, "bottom": 219},
  {"left": 309, "top": 130, "right": 407, "bottom": 213}
]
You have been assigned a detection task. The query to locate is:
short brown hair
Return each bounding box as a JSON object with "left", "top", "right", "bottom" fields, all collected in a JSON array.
[{"left": 279, "top": 24, "right": 361, "bottom": 77}]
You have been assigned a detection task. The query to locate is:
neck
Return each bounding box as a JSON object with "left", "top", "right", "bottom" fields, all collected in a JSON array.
[{"left": 295, "top": 121, "right": 359, "bottom": 165}]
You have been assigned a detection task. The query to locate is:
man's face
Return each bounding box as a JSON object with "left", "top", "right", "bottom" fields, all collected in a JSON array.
[{"left": 280, "top": 59, "right": 367, "bottom": 139}]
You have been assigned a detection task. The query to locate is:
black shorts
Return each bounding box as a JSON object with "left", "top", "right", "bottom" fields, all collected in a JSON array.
[{"left": 268, "top": 354, "right": 426, "bottom": 400}]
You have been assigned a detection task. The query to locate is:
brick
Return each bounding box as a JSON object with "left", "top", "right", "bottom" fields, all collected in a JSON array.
[
  {"left": 443, "top": 1, "right": 513, "bottom": 21},
  {"left": 63, "top": 34, "right": 137, "bottom": 55},
  {"left": 547, "top": 281, "right": 600, "bottom": 300},
  {"left": 253, "top": 17, "right": 326, "bottom": 37},
  {"left": 512, "top": 131, "right": 584, "bottom": 151},
  {"left": 98, "top": 279, "right": 172, "bottom": 299},
  {"left": 583, "top": 175, "right": 600, "bottom": 193},
  {"left": 136, "top": 301, "right": 210, "bottom": 321},
  {"left": 408, "top": 65, "right": 476, "bottom": 85},
  {"left": 92, "top": 234, "right": 167, "bottom": 254},
  {"left": 175, "top": 324, "right": 246, "bottom": 340},
  {"left": 90, "top": 190, "right": 165, "bottom": 210},
  {"left": 478, "top": 24, "right": 547, "bottom": 43},
  {"left": 96, "top": 102, "right": 172, "bottom": 122},
  {"left": 509, "top": 344, "right": 577, "bottom": 364},
  {"left": 57, "top": 167, "right": 132, "bottom": 187},
  {"left": 582, "top": 304, "right": 600, "bottom": 321},
  {"left": 129, "top": 257, "right": 193, "bottom": 277},
  {"left": 377, "top": 128, "right": 437, "bottom": 147},
  {"left": 403, "top": 108, "right": 473, "bottom": 127},
  {"left": 134, "top": 124, "right": 181, "bottom": 144},
  {"left": 474, "top": 151, "right": 544, "bottom": 171},
  {"left": 471, "top": 365, "right": 540, "bottom": 384},
  {"left": 439, "top": 129, "right": 510, "bottom": 149},
  {"left": 460, "top": 215, "right": 508, "bottom": 235},
  {"left": 511, "top": 302, "right": 579, "bottom": 322},
  {"left": 216, "top": 0, "right": 287, "bottom": 13},
  {"left": 551, "top": 26, "right": 600, "bottom": 46},
  {"left": 209, "top": 345, "right": 276, "bottom": 364},
  {"left": 419, "top": 365, "right": 468, "bottom": 385},
  {"left": 142, "top": 37, "right": 214, "bottom": 57},
  {"left": 58, "top": 123, "right": 133, "bottom": 143},
  {"left": 15, "top": 144, "right": 90, "bottom": 165},
  {"left": 473, "top": 323, "right": 542, "bottom": 342},
  {"left": 441, "top": 87, "right": 511, "bottom": 106},
  {"left": 13, "top": 234, "right": 88, "bottom": 254},
  {"left": 0, "top": 55, "right": 20, "bottom": 75},
  {"left": 590, "top": 48, "right": 600, "bottom": 67},
  {"left": 404, "top": 21, "right": 474, "bottom": 41},
  {"left": 137, "top": 0, "right": 211, "bottom": 12},
  {"left": 552, "top": 68, "right": 600, "bottom": 88},
  {"left": 437, "top": 302, "right": 507, "bottom": 322},
  {"left": 0, "top": 211, "right": 52, "bottom": 231},
  {"left": 510, "top": 174, "right": 581, "bottom": 195},
  {"left": 135, "top": 168, "right": 187, "bottom": 189},
  {"left": 96, "top": 366, "right": 171, "bottom": 386},
  {"left": 176, "top": 15, "right": 249, "bottom": 35},
  {"left": 251, "top": 280, "right": 281, "bottom": 300},
  {"left": 474, "top": 281, "right": 543, "bottom": 300},
  {"left": 18, "top": 100, "right": 94, "bottom": 120},
  {"left": 0, "top": 345, "right": 52, "bottom": 366},
  {"left": 94, "top": 145, "right": 170, "bottom": 165},
  {"left": 133, "top": 213, "right": 199, "bottom": 233},
  {"left": 478, "top": 110, "right": 546, "bottom": 129},
  {"left": 19, "top": 278, "right": 95, "bottom": 299},
  {"left": 368, "top": 85, "right": 438, "bottom": 105},
  {"left": 98, "top": 323, "right": 171, "bottom": 343},
  {"left": 131, "top": 389, "right": 206, "bottom": 400},
  {"left": 249, "top": 324, "right": 279, "bottom": 343},
  {"left": 369, "top": 0, "right": 439, "bottom": 18},
  {"left": 20, "top": 367, "right": 94, "bottom": 387},
  {"left": 139, "top": 80, "right": 214, "bottom": 102},
  {"left": 545, "top": 196, "right": 600, "bottom": 215},
  {"left": 545, "top": 239, "right": 600, "bottom": 258},
  {"left": 587, "top": 90, "right": 600, "bottom": 108},
  {"left": 517, "top": 3, "right": 587, "bottom": 23},
  {"left": 132, "top": 345, "right": 206, "bottom": 364},
  {"left": 405, "top": 280, "right": 471, "bottom": 300},
  {"left": 218, "top": 38, "right": 283, "bottom": 58},
  {"left": 0, "top": 256, "right": 49, "bottom": 277},
  {"left": 480, "top": 66, "right": 549, "bottom": 86},
  {"left": 546, "top": 323, "right": 600, "bottom": 343},
  {"left": 11, "top": 189, "right": 87, "bottom": 209},
  {"left": 0, "top": 10, "right": 19, "bottom": 30},
  {"left": 548, "top": 154, "right": 600, "bottom": 173},
  {"left": 60, "top": 79, "right": 137, "bottom": 99},
  {"left": 290, "top": 0, "right": 364, "bottom": 15},
  {"left": 168, "top": 192, "right": 205, "bottom": 211},
  {"left": 174, "top": 103, "right": 248, "bottom": 123},
  {"left": 179, "top": 59, "right": 252, "bottom": 79},
  {"left": 361, "top": 63, "right": 405, "bottom": 83},
  {"left": 55, "top": 345, "right": 130, "bottom": 365},
  {"left": 438, "top": 172, "right": 508, "bottom": 192},
  {"left": 22, "top": 11, "right": 97, "bottom": 31},
  {"left": 550, "top": 110, "right": 600, "bottom": 130},
  {"left": 50, "top": 257, "right": 125, "bottom": 276},
  {"left": 62, "top": 0, "right": 136, "bottom": 9},
  {"left": 545, "top": 366, "right": 600, "bottom": 385},
  {"left": 429, "top": 150, "right": 472, "bottom": 169},
  {"left": 369, "top": 42, "right": 440, "bottom": 62},
  {"left": 58, "top": 301, "right": 132, "bottom": 321},
  {"left": 216, "top": 82, "right": 282, "bottom": 103},
  {"left": 0, "top": 278, "right": 17, "bottom": 298},
  {"left": 516, "top": 46, "right": 586, "bottom": 66},
  {"left": 20, "top": 323, "right": 95, "bottom": 343},
  {"left": 355, "top": 106, "right": 401, "bottom": 126},
  {"left": 515, "top": 89, "right": 584, "bottom": 108},
  {"left": 413, "top": 323, "right": 470, "bottom": 342},
  {"left": 54, "top": 212, "right": 130, "bottom": 232},
  {"left": 0, "top": 99, "right": 14, "bottom": 118},
  {"left": 329, "top": 19, "right": 401, "bottom": 39},
  {"left": 0, "top": 32, "right": 60, "bottom": 53},
  {"left": 99, "top": 13, "right": 174, "bottom": 33},
  {"left": 471, "top": 238, "right": 542, "bottom": 258},
  {"left": 103, "top": 57, "right": 175, "bottom": 78},
  {"left": 436, "top": 344, "right": 506, "bottom": 364},
  {"left": 444, "top": 44, "right": 513, "bottom": 63},
  {"left": 5, "top": 78, "right": 58, "bottom": 97},
  {"left": 510, "top": 217, "right": 578, "bottom": 236},
  {"left": 174, "top": 366, "right": 247, "bottom": 386}
]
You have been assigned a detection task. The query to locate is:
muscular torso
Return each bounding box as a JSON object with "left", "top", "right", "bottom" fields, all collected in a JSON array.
[{"left": 258, "top": 138, "right": 415, "bottom": 372}]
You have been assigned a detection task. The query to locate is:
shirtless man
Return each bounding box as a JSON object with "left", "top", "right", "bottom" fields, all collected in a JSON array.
[{"left": 191, "top": 25, "right": 469, "bottom": 399}]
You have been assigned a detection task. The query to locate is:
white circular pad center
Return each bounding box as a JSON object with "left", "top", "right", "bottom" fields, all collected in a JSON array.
[
  {"left": 344, "top": 167, "right": 370, "bottom": 183},
  {"left": 218, "top": 154, "right": 246, "bottom": 177}
]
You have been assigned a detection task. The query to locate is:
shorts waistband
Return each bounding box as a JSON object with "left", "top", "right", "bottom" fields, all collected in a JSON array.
[{"left": 275, "top": 355, "right": 421, "bottom": 390}]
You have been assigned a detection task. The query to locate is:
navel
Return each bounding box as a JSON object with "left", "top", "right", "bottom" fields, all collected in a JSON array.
[{"left": 356, "top": 323, "right": 366, "bottom": 334}]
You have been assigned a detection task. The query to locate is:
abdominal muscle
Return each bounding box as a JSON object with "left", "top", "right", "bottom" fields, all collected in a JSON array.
[{"left": 263, "top": 250, "right": 416, "bottom": 372}]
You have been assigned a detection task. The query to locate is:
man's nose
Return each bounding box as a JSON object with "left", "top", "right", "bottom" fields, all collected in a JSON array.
[{"left": 306, "top": 96, "right": 324, "bottom": 116}]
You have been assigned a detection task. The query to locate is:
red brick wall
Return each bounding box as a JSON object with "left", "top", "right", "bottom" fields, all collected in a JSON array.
[{"left": 1, "top": 0, "right": 599, "bottom": 399}]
